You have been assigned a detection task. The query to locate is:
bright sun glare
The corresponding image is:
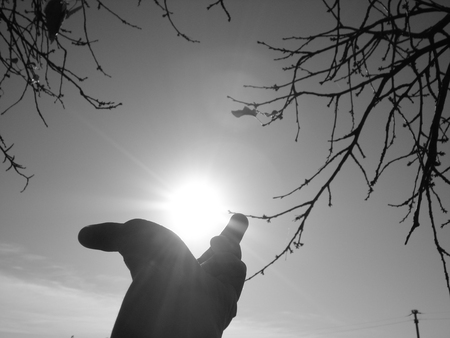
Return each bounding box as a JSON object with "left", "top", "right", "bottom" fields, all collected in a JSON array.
[{"left": 166, "top": 180, "right": 228, "bottom": 246}]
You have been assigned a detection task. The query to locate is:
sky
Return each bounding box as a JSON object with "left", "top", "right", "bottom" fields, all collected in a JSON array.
[{"left": 1, "top": 1, "right": 450, "bottom": 338}]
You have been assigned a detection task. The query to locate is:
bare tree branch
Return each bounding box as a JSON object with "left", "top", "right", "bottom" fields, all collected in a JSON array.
[
  {"left": 230, "top": 1, "right": 450, "bottom": 293},
  {"left": 1, "top": 0, "right": 235, "bottom": 190}
]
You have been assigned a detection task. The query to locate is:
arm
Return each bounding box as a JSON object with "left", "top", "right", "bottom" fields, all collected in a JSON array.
[{"left": 79, "top": 215, "right": 249, "bottom": 338}]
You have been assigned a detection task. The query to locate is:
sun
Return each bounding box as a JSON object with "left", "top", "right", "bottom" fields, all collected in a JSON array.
[{"left": 166, "top": 179, "right": 229, "bottom": 247}]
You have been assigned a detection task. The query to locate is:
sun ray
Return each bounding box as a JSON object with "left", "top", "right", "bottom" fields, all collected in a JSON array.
[{"left": 165, "top": 179, "right": 229, "bottom": 251}]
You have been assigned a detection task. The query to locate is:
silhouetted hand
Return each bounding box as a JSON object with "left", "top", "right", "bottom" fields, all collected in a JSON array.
[{"left": 78, "top": 214, "right": 249, "bottom": 338}]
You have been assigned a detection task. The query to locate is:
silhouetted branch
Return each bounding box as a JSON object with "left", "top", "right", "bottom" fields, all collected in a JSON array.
[
  {"left": 234, "top": 0, "right": 450, "bottom": 294},
  {"left": 1, "top": 1, "right": 235, "bottom": 190},
  {"left": 207, "top": 0, "right": 231, "bottom": 22},
  {"left": 0, "top": 138, "right": 33, "bottom": 193},
  {"left": 1, "top": 0, "right": 141, "bottom": 189}
]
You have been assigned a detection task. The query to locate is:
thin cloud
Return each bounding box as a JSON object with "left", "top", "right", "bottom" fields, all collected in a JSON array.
[
  {"left": 225, "top": 315, "right": 301, "bottom": 338},
  {"left": 0, "top": 243, "right": 126, "bottom": 338},
  {"left": 0, "top": 272, "right": 121, "bottom": 337},
  {"left": 0, "top": 242, "right": 24, "bottom": 255}
]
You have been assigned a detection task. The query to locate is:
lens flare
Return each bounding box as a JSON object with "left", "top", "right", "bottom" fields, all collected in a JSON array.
[{"left": 166, "top": 180, "right": 228, "bottom": 246}]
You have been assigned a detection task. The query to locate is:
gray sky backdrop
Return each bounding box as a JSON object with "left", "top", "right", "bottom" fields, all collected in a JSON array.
[{"left": 1, "top": 1, "right": 449, "bottom": 338}]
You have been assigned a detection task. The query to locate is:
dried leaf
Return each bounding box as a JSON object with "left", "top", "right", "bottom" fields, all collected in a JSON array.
[
  {"left": 231, "top": 106, "right": 258, "bottom": 118},
  {"left": 44, "top": 0, "right": 67, "bottom": 42}
]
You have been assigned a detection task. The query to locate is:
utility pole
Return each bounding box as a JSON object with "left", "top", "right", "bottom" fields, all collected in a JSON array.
[{"left": 411, "top": 309, "right": 421, "bottom": 338}]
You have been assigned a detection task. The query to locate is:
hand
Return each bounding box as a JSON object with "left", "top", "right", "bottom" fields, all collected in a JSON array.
[{"left": 78, "top": 214, "right": 248, "bottom": 338}]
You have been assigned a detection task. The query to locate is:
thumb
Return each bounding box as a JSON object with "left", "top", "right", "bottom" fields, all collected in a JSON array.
[
  {"left": 197, "top": 213, "right": 248, "bottom": 264},
  {"left": 201, "top": 248, "right": 247, "bottom": 299}
]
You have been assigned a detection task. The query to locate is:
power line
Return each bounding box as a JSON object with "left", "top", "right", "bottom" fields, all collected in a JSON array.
[
  {"left": 297, "top": 317, "right": 410, "bottom": 337},
  {"left": 422, "top": 310, "right": 450, "bottom": 315},
  {"left": 307, "top": 319, "right": 410, "bottom": 336},
  {"left": 294, "top": 309, "right": 449, "bottom": 338}
]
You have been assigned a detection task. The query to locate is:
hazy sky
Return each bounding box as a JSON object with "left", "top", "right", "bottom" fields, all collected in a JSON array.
[{"left": 1, "top": 1, "right": 450, "bottom": 338}]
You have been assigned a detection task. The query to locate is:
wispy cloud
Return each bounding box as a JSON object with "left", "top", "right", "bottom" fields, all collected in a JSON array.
[
  {"left": 0, "top": 242, "right": 124, "bottom": 338},
  {"left": 0, "top": 273, "right": 121, "bottom": 337},
  {"left": 224, "top": 309, "right": 389, "bottom": 338},
  {"left": 0, "top": 243, "right": 380, "bottom": 338},
  {"left": 0, "top": 243, "right": 47, "bottom": 276},
  {"left": 225, "top": 311, "right": 329, "bottom": 338},
  {"left": 225, "top": 315, "right": 301, "bottom": 338},
  {"left": 0, "top": 243, "right": 24, "bottom": 255}
]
